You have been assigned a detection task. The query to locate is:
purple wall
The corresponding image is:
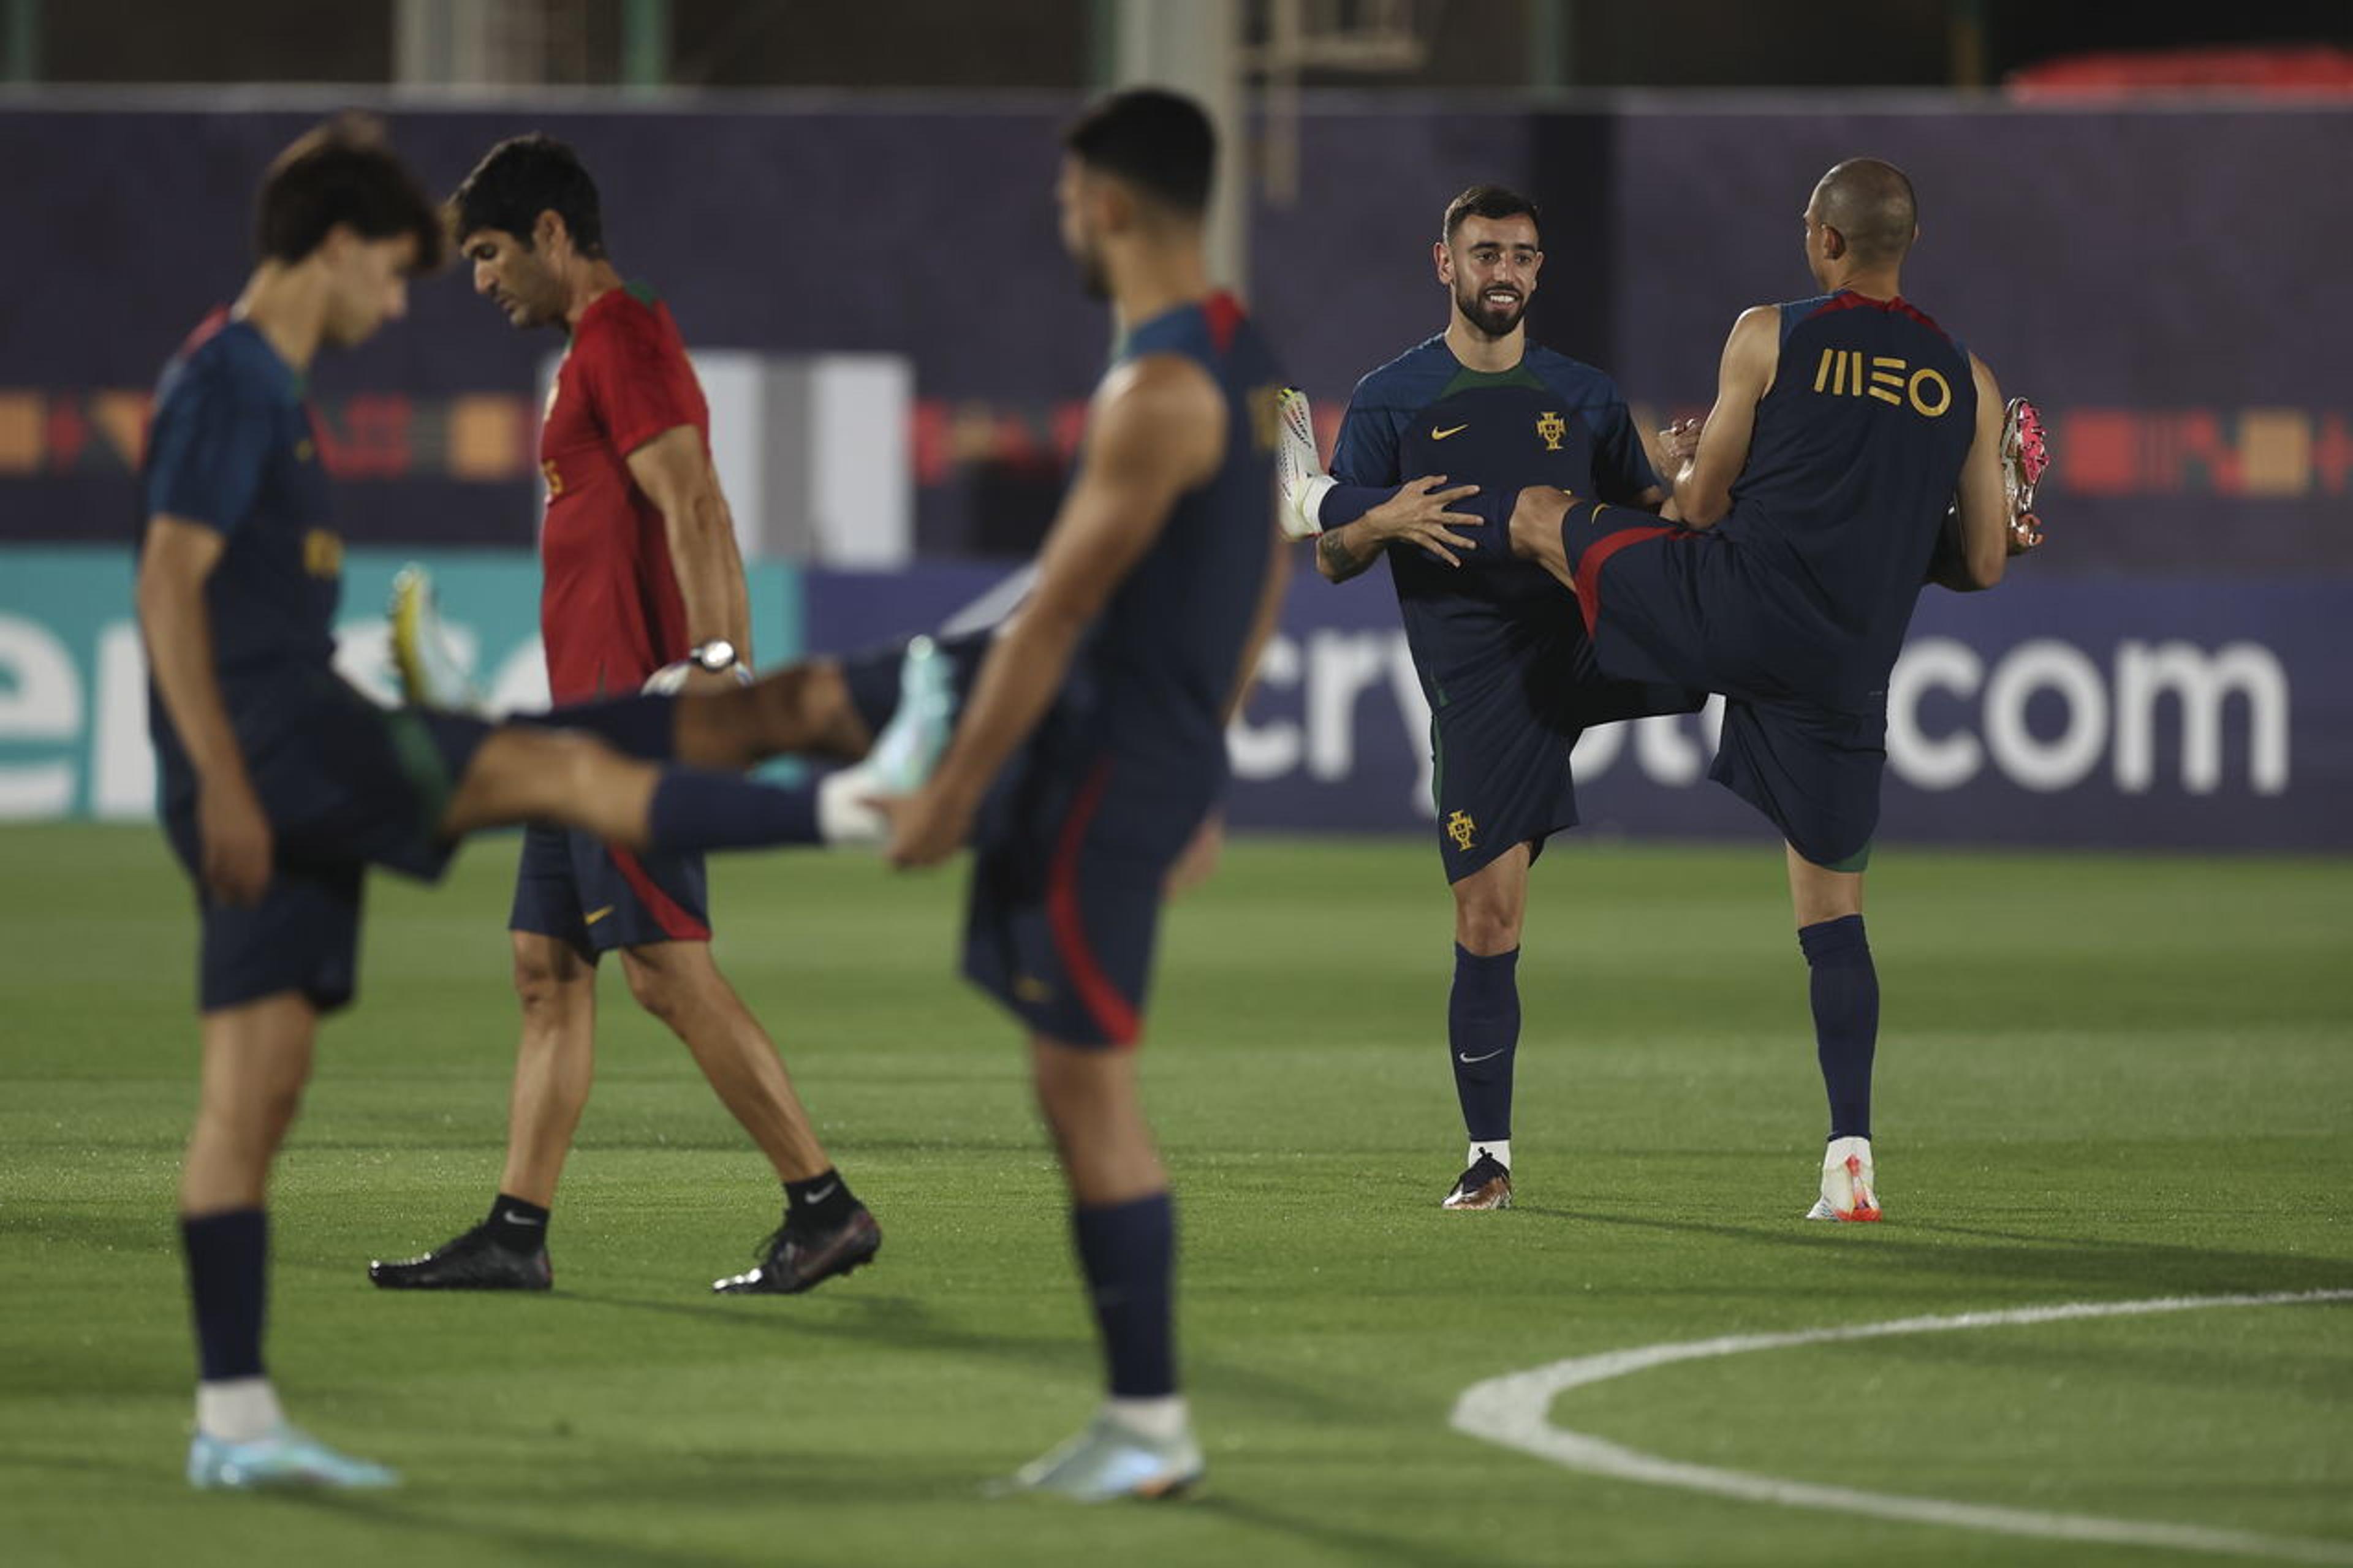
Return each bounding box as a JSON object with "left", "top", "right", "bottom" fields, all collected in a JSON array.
[{"left": 7, "top": 96, "right": 2347, "bottom": 572}]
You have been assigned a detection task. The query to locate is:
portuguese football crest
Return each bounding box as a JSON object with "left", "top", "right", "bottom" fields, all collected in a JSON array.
[
  {"left": 1536, "top": 411, "right": 1566, "bottom": 451},
  {"left": 1446, "top": 810, "right": 1477, "bottom": 851}
]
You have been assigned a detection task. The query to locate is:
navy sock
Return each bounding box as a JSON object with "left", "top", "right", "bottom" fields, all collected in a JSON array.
[
  {"left": 181, "top": 1208, "right": 268, "bottom": 1382},
  {"left": 1450, "top": 945, "right": 1521, "bottom": 1144},
  {"left": 1798, "top": 915, "right": 1877, "bottom": 1142},
  {"left": 483, "top": 1192, "right": 549, "bottom": 1254},
  {"left": 646, "top": 768, "right": 820, "bottom": 854},
  {"left": 532, "top": 692, "right": 677, "bottom": 760},
  {"left": 1072, "top": 1192, "right": 1177, "bottom": 1399}
]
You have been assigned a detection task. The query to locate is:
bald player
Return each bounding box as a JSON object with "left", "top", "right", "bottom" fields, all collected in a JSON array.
[{"left": 1502, "top": 158, "right": 2044, "bottom": 1222}]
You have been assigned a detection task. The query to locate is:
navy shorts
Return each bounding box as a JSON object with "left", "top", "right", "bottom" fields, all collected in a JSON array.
[
  {"left": 1425, "top": 629, "right": 1700, "bottom": 884},
  {"left": 961, "top": 751, "right": 1209, "bottom": 1048},
  {"left": 1560, "top": 502, "right": 1885, "bottom": 869},
  {"left": 157, "top": 672, "right": 491, "bottom": 1014},
  {"left": 841, "top": 631, "right": 1199, "bottom": 1048},
  {"left": 510, "top": 824, "right": 710, "bottom": 958}
]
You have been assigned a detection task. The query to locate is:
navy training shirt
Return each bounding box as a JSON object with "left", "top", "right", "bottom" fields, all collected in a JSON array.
[
  {"left": 1082, "top": 291, "right": 1284, "bottom": 782},
  {"left": 142, "top": 312, "right": 343, "bottom": 767},
  {"left": 1719, "top": 290, "right": 1977, "bottom": 706},
  {"left": 1330, "top": 336, "right": 1658, "bottom": 705}
]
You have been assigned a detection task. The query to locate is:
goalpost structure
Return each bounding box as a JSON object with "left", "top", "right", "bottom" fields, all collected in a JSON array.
[{"left": 1102, "top": 0, "right": 1437, "bottom": 293}]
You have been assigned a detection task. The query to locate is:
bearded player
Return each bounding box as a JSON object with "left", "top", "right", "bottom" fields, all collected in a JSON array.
[{"left": 1276, "top": 186, "right": 1699, "bottom": 1213}]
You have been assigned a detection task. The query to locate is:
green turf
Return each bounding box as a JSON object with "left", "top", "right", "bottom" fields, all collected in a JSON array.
[{"left": 1, "top": 824, "right": 2347, "bottom": 1567}]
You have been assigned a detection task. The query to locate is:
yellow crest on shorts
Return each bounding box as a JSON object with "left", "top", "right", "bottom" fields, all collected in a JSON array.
[
  {"left": 1536, "top": 411, "right": 1566, "bottom": 451},
  {"left": 303, "top": 529, "right": 343, "bottom": 579},
  {"left": 1446, "top": 810, "right": 1477, "bottom": 851}
]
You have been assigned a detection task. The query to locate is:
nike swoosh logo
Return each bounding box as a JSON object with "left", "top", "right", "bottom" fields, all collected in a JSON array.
[
  {"left": 803, "top": 1181, "right": 839, "bottom": 1205},
  {"left": 1431, "top": 424, "right": 1469, "bottom": 440},
  {"left": 499, "top": 1210, "right": 544, "bottom": 1227},
  {"left": 1457, "top": 1048, "right": 1507, "bottom": 1064},
  {"left": 584, "top": 905, "right": 615, "bottom": 925}
]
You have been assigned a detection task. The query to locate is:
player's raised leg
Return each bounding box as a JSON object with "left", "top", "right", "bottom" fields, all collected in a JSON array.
[
  {"left": 1787, "top": 843, "right": 1881, "bottom": 1222},
  {"left": 1442, "top": 844, "right": 1528, "bottom": 1210},
  {"left": 992, "top": 1036, "right": 1201, "bottom": 1501},
  {"left": 1504, "top": 483, "right": 1579, "bottom": 589},
  {"left": 183, "top": 994, "right": 395, "bottom": 1488},
  {"left": 393, "top": 569, "right": 957, "bottom": 842}
]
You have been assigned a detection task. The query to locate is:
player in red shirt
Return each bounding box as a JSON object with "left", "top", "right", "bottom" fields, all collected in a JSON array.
[{"left": 371, "top": 134, "right": 877, "bottom": 1295}]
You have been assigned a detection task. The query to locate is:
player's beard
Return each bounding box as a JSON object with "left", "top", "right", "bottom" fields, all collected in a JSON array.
[{"left": 1455, "top": 282, "right": 1526, "bottom": 341}]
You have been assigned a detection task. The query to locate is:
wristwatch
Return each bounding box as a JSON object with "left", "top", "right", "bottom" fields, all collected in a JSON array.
[{"left": 687, "top": 638, "right": 741, "bottom": 673}]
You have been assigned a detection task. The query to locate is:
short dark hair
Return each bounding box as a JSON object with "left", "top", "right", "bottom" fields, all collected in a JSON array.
[
  {"left": 1442, "top": 184, "right": 1542, "bottom": 247},
  {"left": 1063, "top": 88, "right": 1216, "bottom": 216},
  {"left": 449, "top": 134, "right": 606, "bottom": 257},
  {"left": 254, "top": 115, "right": 443, "bottom": 271},
  {"left": 1814, "top": 157, "right": 1917, "bottom": 265}
]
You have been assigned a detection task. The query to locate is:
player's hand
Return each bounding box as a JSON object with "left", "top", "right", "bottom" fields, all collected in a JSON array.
[
  {"left": 2007, "top": 511, "right": 2045, "bottom": 556},
  {"left": 881, "top": 778, "right": 979, "bottom": 870},
  {"left": 1362, "top": 475, "right": 1484, "bottom": 567},
  {"left": 1656, "top": 417, "right": 1702, "bottom": 474},
  {"left": 1164, "top": 810, "right": 1224, "bottom": 896},
  {"left": 197, "top": 776, "right": 273, "bottom": 907}
]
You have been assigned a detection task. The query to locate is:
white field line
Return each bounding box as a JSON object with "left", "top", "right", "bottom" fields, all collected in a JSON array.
[{"left": 1451, "top": 1289, "right": 2353, "bottom": 1564}]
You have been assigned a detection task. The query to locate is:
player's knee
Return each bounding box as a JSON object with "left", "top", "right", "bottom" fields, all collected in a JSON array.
[
  {"left": 1452, "top": 894, "right": 1522, "bottom": 954},
  {"left": 1456, "top": 917, "right": 1520, "bottom": 955},
  {"left": 618, "top": 945, "right": 717, "bottom": 1029},
  {"left": 1507, "top": 487, "right": 1559, "bottom": 559},
  {"left": 1029, "top": 1041, "right": 1093, "bottom": 1110},
  {"left": 512, "top": 942, "right": 588, "bottom": 1012},
  {"left": 200, "top": 1078, "right": 305, "bottom": 1156},
  {"left": 621, "top": 964, "right": 687, "bottom": 1026}
]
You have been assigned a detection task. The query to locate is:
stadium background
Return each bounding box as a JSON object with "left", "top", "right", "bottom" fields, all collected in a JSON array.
[
  {"left": 4, "top": 1, "right": 2349, "bottom": 849},
  {"left": 1, "top": 6, "right": 2349, "bottom": 1566}
]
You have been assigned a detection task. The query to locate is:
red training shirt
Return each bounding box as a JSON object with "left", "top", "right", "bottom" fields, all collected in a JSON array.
[{"left": 537, "top": 284, "right": 707, "bottom": 701}]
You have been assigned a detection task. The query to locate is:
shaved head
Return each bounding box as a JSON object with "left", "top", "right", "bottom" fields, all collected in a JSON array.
[{"left": 1811, "top": 158, "right": 1917, "bottom": 265}]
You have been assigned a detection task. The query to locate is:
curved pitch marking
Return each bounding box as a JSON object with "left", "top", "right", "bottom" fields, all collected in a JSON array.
[{"left": 1451, "top": 1289, "right": 2353, "bottom": 1564}]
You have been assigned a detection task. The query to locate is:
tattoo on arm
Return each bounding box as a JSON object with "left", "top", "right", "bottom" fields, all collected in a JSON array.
[{"left": 1318, "top": 526, "right": 1376, "bottom": 583}]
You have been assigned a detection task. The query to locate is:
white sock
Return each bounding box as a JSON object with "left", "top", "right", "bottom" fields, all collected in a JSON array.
[
  {"left": 1469, "top": 1139, "right": 1512, "bottom": 1172},
  {"left": 1106, "top": 1395, "right": 1191, "bottom": 1444},
  {"left": 1302, "top": 474, "right": 1336, "bottom": 532},
  {"left": 195, "top": 1377, "right": 284, "bottom": 1443},
  {"left": 1824, "top": 1134, "right": 1872, "bottom": 1167},
  {"left": 816, "top": 768, "right": 886, "bottom": 845}
]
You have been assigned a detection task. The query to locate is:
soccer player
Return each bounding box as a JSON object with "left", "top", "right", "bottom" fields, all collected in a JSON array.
[
  {"left": 1499, "top": 157, "right": 2045, "bottom": 1220},
  {"left": 144, "top": 119, "right": 944, "bottom": 1488},
  {"left": 367, "top": 134, "right": 877, "bottom": 1298},
  {"left": 1278, "top": 187, "right": 1698, "bottom": 1211},
  {"left": 882, "top": 88, "right": 1287, "bottom": 1499}
]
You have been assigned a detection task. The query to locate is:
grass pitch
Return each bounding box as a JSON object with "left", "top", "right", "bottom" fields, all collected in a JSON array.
[{"left": 1, "top": 825, "right": 2347, "bottom": 1567}]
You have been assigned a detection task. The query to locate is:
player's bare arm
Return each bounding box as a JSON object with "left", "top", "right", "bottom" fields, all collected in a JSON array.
[
  {"left": 626, "top": 423, "right": 753, "bottom": 671},
  {"left": 137, "top": 517, "right": 271, "bottom": 906},
  {"left": 1313, "top": 476, "right": 1486, "bottom": 581},
  {"left": 1172, "top": 506, "right": 1297, "bottom": 896},
  {"left": 1935, "top": 354, "right": 2013, "bottom": 591},
  {"left": 1229, "top": 508, "right": 1295, "bottom": 726},
  {"left": 1507, "top": 306, "right": 1780, "bottom": 586},
  {"left": 886, "top": 354, "right": 1224, "bottom": 869},
  {"left": 1663, "top": 305, "right": 1781, "bottom": 527}
]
